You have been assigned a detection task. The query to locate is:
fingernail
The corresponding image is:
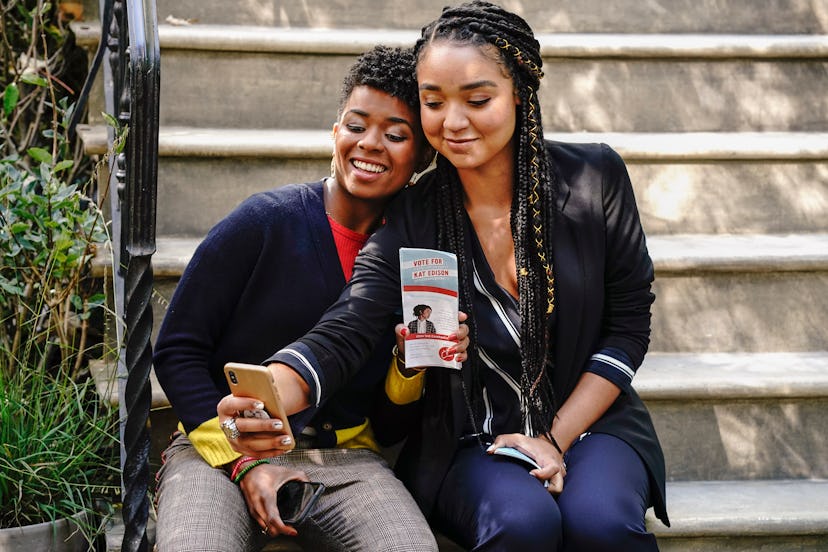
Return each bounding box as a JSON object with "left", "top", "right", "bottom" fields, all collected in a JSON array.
[
  {"left": 273, "top": 420, "right": 283, "bottom": 430},
  {"left": 253, "top": 401, "right": 264, "bottom": 410},
  {"left": 281, "top": 436, "right": 292, "bottom": 445},
  {"left": 448, "top": 335, "right": 458, "bottom": 342},
  {"left": 447, "top": 347, "right": 457, "bottom": 356},
  {"left": 401, "top": 328, "right": 408, "bottom": 336}
]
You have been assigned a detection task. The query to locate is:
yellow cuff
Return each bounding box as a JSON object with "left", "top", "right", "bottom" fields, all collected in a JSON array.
[
  {"left": 336, "top": 419, "right": 380, "bottom": 453},
  {"left": 185, "top": 418, "right": 241, "bottom": 468},
  {"left": 384, "top": 356, "right": 425, "bottom": 405}
]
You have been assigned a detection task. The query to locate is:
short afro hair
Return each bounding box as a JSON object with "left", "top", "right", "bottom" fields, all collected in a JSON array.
[{"left": 338, "top": 45, "right": 419, "bottom": 116}]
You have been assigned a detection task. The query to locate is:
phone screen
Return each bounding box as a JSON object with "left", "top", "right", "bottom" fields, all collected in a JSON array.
[{"left": 277, "top": 480, "right": 325, "bottom": 525}]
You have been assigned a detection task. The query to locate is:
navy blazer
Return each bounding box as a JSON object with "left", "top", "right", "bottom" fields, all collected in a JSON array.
[{"left": 268, "top": 142, "right": 668, "bottom": 526}]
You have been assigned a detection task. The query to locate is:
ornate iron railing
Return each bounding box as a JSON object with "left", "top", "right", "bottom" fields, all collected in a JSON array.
[{"left": 72, "top": 1, "right": 160, "bottom": 550}]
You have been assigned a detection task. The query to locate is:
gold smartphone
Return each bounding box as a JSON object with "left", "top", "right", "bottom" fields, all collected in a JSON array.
[{"left": 223, "top": 362, "right": 295, "bottom": 450}]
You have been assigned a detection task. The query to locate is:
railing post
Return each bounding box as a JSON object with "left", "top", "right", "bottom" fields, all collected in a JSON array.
[{"left": 99, "top": 0, "right": 160, "bottom": 550}]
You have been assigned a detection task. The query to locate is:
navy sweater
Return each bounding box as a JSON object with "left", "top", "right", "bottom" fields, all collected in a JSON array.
[{"left": 153, "top": 180, "right": 395, "bottom": 455}]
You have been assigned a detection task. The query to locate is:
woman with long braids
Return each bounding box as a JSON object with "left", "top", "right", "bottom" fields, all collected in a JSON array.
[{"left": 219, "top": 2, "right": 668, "bottom": 550}]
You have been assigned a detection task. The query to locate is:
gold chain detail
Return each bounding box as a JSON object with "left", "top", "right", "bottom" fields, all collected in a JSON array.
[
  {"left": 525, "top": 87, "right": 555, "bottom": 315},
  {"left": 495, "top": 33, "right": 554, "bottom": 314},
  {"left": 494, "top": 37, "right": 544, "bottom": 80}
]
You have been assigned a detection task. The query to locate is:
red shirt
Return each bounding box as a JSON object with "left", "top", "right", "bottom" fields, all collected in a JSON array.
[{"left": 328, "top": 215, "right": 369, "bottom": 281}]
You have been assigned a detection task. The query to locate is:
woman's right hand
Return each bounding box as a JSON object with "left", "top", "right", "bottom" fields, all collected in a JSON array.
[
  {"left": 488, "top": 432, "right": 567, "bottom": 495},
  {"left": 237, "top": 462, "right": 310, "bottom": 537},
  {"left": 217, "top": 394, "right": 294, "bottom": 458}
]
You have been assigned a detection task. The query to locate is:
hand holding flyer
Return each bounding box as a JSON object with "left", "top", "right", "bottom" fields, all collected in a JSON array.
[{"left": 399, "top": 248, "right": 460, "bottom": 370}]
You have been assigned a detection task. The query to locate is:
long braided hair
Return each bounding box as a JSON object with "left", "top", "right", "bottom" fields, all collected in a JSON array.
[{"left": 414, "top": 1, "right": 561, "bottom": 446}]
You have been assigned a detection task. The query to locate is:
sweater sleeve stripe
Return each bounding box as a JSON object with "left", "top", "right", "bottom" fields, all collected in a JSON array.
[
  {"left": 591, "top": 352, "right": 635, "bottom": 381},
  {"left": 279, "top": 348, "right": 322, "bottom": 407}
]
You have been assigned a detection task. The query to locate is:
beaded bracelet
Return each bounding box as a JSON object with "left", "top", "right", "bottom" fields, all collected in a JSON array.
[
  {"left": 229, "top": 455, "right": 257, "bottom": 481},
  {"left": 233, "top": 459, "right": 270, "bottom": 484}
]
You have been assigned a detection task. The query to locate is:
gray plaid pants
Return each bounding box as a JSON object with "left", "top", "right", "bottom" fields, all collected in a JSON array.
[{"left": 154, "top": 433, "right": 438, "bottom": 552}]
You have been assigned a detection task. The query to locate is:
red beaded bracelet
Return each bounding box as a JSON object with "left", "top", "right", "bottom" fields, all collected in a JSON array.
[{"left": 229, "top": 456, "right": 257, "bottom": 481}]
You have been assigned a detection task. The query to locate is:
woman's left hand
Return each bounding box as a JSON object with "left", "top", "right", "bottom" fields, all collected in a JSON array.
[
  {"left": 238, "top": 462, "right": 309, "bottom": 537},
  {"left": 395, "top": 311, "right": 470, "bottom": 364},
  {"left": 488, "top": 433, "right": 567, "bottom": 494}
]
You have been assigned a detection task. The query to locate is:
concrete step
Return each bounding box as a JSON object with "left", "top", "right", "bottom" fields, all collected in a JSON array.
[
  {"left": 102, "top": 479, "right": 828, "bottom": 551},
  {"left": 143, "top": 233, "right": 828, "bottom": 278},
  {"left": 72, "top": 24, "right": 828, "bottom": 132},
  {"left": 150, "top": 0, "right": 828, "bottom": 34},
  {"left": 93, "top": 351, "right": 828, "bottom": 483},
  {"left": 637, "top": 352, "right": 828, "bottom": 480},
  {"left": 647, "top": 479, "right": 828, "bottom": 551},
  {"left": 108, "top": 232, "right": 826, "bottom": 354},
  {"left": 78, "top": 125, "right": 828, "bottom": 237},
  {"left": 96, "top": 228, "right": 828, "bottom": 360},
  {"left": 95, "top": 356, "right": 828, "bottom": 550},
  {"left": 648, "top": 233, "right": 828, "bottom": 352}
]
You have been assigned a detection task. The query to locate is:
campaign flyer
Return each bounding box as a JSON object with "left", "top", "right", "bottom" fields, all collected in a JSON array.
[{"left": 399, "top": 248, "right": 460, "bottom": 370}]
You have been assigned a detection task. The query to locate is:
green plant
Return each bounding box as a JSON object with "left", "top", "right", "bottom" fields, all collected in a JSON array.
[
  {"left": 0, "top": 101, "right": 121, "bottom": 547},
  {"left": 1, "top": 0, "right": 103, "bottom": 377},
  {"left": 0, "top": 0, "right": 122, "bottom": 545},
  {"left": 0, "top": 119, "right": 108, "bottom": 376},
  {"left": 0, "top": 367, "right": 120, "bottom": 536},
  {"left": 1, "top": 0, "right": 89, "bottom": 162}
]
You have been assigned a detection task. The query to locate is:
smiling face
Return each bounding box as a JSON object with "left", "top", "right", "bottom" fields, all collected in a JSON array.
[
  {"left": 331, "top": 85, "right": 424, "bottom": 207},
  {"left": 417, "top": 41, "right": 519, "bottom": 176}
]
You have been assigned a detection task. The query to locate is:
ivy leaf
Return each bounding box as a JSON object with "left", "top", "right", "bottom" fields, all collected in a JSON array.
[
  {"left": 101, "top": 111, "right": 120, "bottom": 130},
  {"left": 10, "top": 221, "right": 29, "bottom": 235},
  {"left": 62, "top": 103, "right": 76, "bottom": 127},
  {"left": 3, "top": 83, "right": 19, "bottom": 116},
  {"left": 53, "top": 160, "right": 74, "bottom": 173},
  {"left": 39, "top": 162, "right": 52, "bottom": 182},
  {"left": 0, "top": 279, "right": 24, "bottom": 297},
  {"left": 27, "top": 147, "right": 52, "bottom": 165},
  {"left": 20, "top": 73, "right": 49, "bottom": 88}
]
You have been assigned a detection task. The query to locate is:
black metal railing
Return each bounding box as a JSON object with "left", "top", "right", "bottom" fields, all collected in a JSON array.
[
  {"left": 71, "top": 0, "right": 160, "bottom": 550},
  {"left": 109, "top": 2, "right": 159, "bottom": 551}
]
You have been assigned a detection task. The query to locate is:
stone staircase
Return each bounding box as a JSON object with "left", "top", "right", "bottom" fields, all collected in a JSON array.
[{"left": 75, "top": 0, "right": 828, "bottom": 550}]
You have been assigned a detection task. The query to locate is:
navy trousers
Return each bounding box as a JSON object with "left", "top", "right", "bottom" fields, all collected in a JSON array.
[{"left": 433, "top": 433, "right": 659, "bottom": 551}]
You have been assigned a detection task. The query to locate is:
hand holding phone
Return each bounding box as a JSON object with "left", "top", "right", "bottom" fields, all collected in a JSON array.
[
  {"left": 488, "top": 445, "right": 550, "bottom": 488},
  {"left": 489, "top": 446, "right": 540, "bottom": 469},
  {"left": 277, "top": 480, "right": 325, "bottom": 525},
  {"left": 224, "top": 362, "right": 295, "bottom": 450}
]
